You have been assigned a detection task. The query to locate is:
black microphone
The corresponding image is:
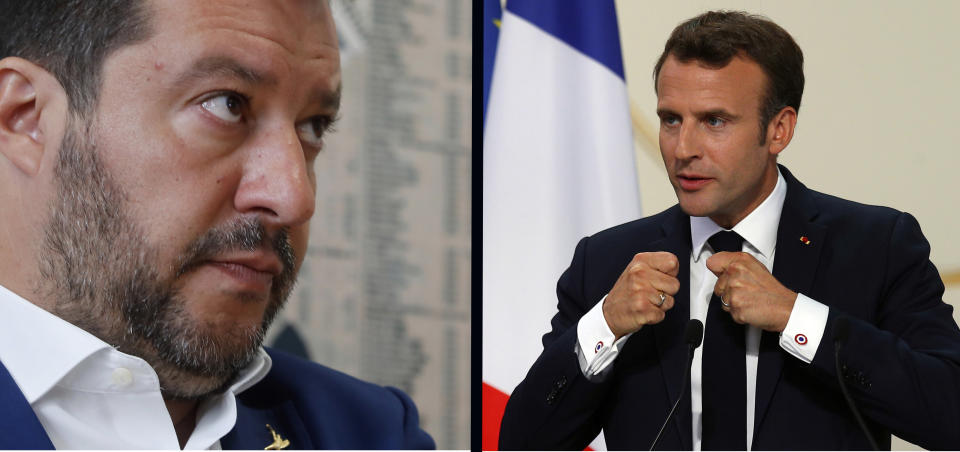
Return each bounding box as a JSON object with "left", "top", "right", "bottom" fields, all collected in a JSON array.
[
  {"left": 833, "top": 317, "right": 879, "bottom": 450},
  {"left": 650, "top": 319, "right": 704, "bottom": 450}
]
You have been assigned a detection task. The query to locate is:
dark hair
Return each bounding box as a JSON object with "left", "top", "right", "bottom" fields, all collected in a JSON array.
[
  {"left": 653, "top": 10, "right": 804, "bottom": 143},
  {"left": 0, "top": 0, "right": 153, "bottom": 115}
]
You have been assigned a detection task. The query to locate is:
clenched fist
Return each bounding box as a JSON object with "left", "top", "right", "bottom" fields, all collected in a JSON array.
[
  {"left": 603, "top": 252, "right": 681, "bottom": 340},
  {"left": 706, "top": 252, "right": 797, "bottom": 332}
]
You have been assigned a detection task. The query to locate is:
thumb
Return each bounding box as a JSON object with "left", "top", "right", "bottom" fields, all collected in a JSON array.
[{"left": 706, "top": 252, "right": 733, "bottom": 276}]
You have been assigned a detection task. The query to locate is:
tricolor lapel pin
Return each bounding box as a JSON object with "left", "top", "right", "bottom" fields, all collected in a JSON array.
[
  {"left": 264, "top": 424, "right": 290, "bottom": 450},
  {"left": 800, "top": 236, "right": 811, "bottom": 245}
]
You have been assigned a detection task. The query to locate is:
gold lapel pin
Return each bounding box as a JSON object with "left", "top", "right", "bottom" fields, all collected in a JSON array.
[
  {"left": 264, "top": 424, "right": 290, "bottom": 450},
  {"left": 800, "top": 236, "right": 811, "bottom": 245}
]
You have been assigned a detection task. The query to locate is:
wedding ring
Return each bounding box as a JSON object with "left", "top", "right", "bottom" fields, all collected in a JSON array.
[
  {"left": 720, "top": 295, "right": 730, "bottom": 308},
  {"left": 656, "top": 292, "right": 666, "bottom": 307}
]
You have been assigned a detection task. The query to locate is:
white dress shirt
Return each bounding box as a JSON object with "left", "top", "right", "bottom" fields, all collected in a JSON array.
[
  {"left": 0, "top": 283, "right": 272, "bottom": 450},
  {"left": 576, "top": 169, "right": 830, "bottom": 450}
]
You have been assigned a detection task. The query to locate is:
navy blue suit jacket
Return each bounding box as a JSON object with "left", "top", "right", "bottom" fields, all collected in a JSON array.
[
  {"left": 500, "top": 166, "right": 960, "bottom": 450},
  {"left": 0, "top": 347, "right": 435, "bottom": 450}
]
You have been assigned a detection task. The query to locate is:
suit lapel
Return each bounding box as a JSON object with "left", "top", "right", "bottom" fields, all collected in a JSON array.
[
  {"left": 221, "top": 397, "right": 314, "bottom": 450},
  {"left": 0, "top": 360, "right": 54, "bottom": 450},
  {"left": 754, "top": 166, "right": 826, "bottom": 437},
  {"left": 651, "top": 207, "right": 694, "bottom": 450}
]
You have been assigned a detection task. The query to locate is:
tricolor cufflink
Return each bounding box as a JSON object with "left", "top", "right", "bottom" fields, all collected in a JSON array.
[{"left": 795, "top": 334, "right": 808, "bottom": 345}]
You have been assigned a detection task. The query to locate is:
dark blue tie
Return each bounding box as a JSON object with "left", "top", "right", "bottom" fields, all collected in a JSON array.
[{"left": 702, "top": 230, "right": 747, "bottom": 450}]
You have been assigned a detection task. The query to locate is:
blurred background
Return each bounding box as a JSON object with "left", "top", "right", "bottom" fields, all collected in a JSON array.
[{"left": 263, "top": 1, "right": 471, "bottom": 449}]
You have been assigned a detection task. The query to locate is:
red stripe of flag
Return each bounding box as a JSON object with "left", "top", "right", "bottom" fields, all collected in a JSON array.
[{"left": 482, "top": 382, "right": 593, "bottom": 451}]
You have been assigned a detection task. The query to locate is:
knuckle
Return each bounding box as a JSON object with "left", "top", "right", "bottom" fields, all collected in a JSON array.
[
  {"left": 714, "top": 280, "right": 725, "bottom": 292},
  {"left": 633, "top": 262, "right": 650, "bottom": 275},
  {"left": 665, "top": 254, "right": 679, "bottom": 270},
  {"left": 637, "top": 279, "right": 653, "bottom": 293},
  {"left": 634, "top": 254, "right": 652, "bottom": 266},
  {"left": 669, "top": 278, "right": 681, "bottom": 294}
]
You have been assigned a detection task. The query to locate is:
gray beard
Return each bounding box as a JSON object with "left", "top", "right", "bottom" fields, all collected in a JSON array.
[{"left": 37, "top": 120, "right": 297, "bottom": 399}]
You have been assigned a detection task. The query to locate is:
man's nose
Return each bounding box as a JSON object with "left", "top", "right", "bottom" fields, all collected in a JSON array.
[
  {"left": 673, "top": 123, "right": 701, "bottom": 160},
  {"left": 233, "top": 126, "right": 315, "bottom": 227}
]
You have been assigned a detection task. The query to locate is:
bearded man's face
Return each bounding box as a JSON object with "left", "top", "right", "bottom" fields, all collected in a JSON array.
[
  {"left": 29, "top": 0, "right": 339, "bottom": 398},
  {"left": 40, "top": 123, "right": 298, "bottom": 398}
]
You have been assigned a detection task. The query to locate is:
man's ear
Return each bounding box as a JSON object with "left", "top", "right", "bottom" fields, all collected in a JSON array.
[
  {"left": 766, "top": 106, "right": 797, "bottom": 157},
  {"left": 0, "top": 57, "right": 66, "bottom": 176}
]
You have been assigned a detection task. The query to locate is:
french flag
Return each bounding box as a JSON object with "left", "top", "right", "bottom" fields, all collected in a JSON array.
[{"left": 483, "top": 0, "right": 641, "bottom": 450}]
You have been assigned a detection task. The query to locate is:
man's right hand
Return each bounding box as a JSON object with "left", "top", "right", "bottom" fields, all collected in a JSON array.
[{"left": 602, "top": 252, "right": 680, "bottom": 340}]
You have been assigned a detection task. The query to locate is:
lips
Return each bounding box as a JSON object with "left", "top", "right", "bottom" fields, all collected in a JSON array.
[
  {"left": 206, "top": 253, "right": 283, "bottom": 292},
  {"left": 676, "top": 173, "right": 713, "bottom": 191},
  {"left": 210, "top": 254, "right": 282, "bottom": 276}
]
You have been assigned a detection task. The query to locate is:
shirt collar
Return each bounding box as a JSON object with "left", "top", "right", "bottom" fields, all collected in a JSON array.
[
  {"left": 188, "top": 348, "right": 272, "bottom": 449},
  {"left": 0, "top": 283, "right": 271, "bottom": 403},
  {"left": 690, "top": 168, "right": 787, "bottom": 262},
  {"left": 0, "top": 284, "right": 111, "bottom": 403}
]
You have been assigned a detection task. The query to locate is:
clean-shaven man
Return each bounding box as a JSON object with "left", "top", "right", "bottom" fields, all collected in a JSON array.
[{"left": 500, "top": 10, "right": 960, "bottom": 450}]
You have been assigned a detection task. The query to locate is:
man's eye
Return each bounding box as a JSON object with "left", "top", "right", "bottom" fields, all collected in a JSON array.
[
  {"left": 661, "top": 116, "right": 680, "bottom": 126},
  {"left": 201, "top": 93, "right": 245, "bottom": 123},
  {"left": 707, "top": 117, "right": 726, "bottom": 127},
  {"left": 296, "top": 117, "right": 330, "bottom": 150}
]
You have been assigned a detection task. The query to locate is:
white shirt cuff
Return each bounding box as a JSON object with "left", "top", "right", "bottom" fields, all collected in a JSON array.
[
  {"left": 575, "top": 294, "right": 635, "bottom": 381},
  {"left": 779, "top": 293, "right": 829, "bottom": 363}
]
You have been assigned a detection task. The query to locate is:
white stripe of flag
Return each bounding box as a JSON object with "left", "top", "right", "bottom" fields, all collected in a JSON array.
[{"left": 482, "top": 1, "right": 640, "bottom": 449}]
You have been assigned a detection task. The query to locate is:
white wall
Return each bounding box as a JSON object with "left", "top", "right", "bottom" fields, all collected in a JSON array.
[{"left": 616, "top": 2, "right": 960, "bottom": 449}]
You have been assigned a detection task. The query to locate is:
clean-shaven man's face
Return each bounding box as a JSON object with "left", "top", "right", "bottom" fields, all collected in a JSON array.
[
  {"left": 39, "top": 0, "right": 341, "bottom": 398},
  {"left": 656, "top": 54, "right": 782, "bottom": 228}
]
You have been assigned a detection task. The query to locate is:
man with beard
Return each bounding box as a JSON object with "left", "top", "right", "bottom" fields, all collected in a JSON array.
[{"left": 0, "top": 0, "right": 433, "bottom": 449}]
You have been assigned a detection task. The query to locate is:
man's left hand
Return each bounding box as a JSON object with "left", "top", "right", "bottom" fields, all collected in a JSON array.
[{"left": 706, "top": 252, "right": 797, "bottom": 332}]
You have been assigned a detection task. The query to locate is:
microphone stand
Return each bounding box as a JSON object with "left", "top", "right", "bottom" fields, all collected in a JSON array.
[
  {"left": 833, "top": 318, "right": 879, "bottom": 451},
  {"left": 650, "top": 320, "right": 703, "bottom": 451}
]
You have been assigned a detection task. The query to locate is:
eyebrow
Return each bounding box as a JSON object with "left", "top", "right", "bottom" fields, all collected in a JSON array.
[
  {"left": 656, "top": 108, "right": 676, "bottom": 118},
  {"left": 316, "top": 82, "right": 342, "bottom": 112},
  {"left": 698, "top": 109, "right": 740, "bottom": 120},
  {"left": 173, "top": 55, "right": 276, "bottom": 89},
  {"left": 655, "top": 107, "right": 740, "bottom": 120}
]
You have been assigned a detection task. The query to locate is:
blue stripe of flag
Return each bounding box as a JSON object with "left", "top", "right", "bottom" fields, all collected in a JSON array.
[
  {"left": 506, "top": 0, "right": 625, "bottom": 79},
  {"left": 483, "top": 0, "right": 502, "bottom": 127}
]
